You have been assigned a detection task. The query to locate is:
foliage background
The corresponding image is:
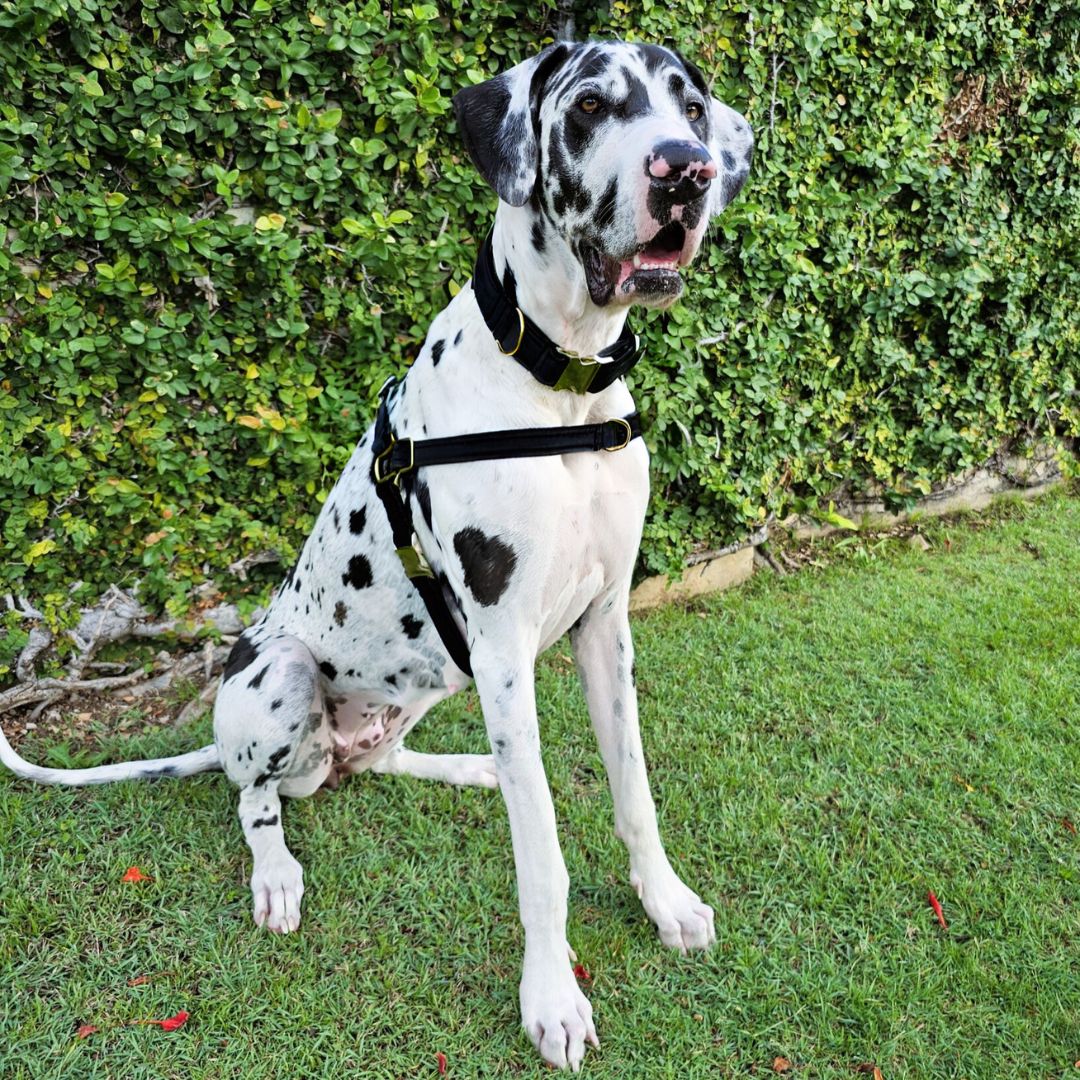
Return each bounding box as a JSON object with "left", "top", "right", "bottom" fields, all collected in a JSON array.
[{"left": 1, "top": 0, "right": 1078, "bottom": 622}]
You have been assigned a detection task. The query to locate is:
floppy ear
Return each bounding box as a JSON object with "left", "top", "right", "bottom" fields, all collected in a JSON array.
[
  {"left": 673, "top": 51, "right": 754, "bottom": 217},
  {"left": 706, "top": 97, "right": 754, "bottom": 217},
  {"left": 453, "top": 45, "right": 569, "bottom": 207}
]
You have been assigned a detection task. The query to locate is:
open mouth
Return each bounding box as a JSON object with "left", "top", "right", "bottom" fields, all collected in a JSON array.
[{"left": 582, "top": 221, "right": 688, "bottom": 306}]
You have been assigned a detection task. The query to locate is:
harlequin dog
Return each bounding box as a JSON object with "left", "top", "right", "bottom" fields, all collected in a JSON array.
[{"left": 0, "top": 41, "right": 751, "bottom": 1071}]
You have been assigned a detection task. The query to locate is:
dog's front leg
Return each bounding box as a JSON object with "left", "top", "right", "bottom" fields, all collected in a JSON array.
[
  {"left": 571, "top": 598, "right": 715, "bottom": 954},
  {"left": 472, "top": 640, "right": 598, "bottom": 1072}
]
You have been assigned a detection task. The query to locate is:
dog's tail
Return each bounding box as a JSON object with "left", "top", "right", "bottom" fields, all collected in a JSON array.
[{"left": 0, "top": 723, "right": 220, "bottom": 786}]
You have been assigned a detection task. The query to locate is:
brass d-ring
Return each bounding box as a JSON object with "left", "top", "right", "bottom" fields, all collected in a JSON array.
[
  {"left": 603, "top": 417, "right": 633, "bottom": 452},
  {"left": 498, "top": 307, "right": 525, "bottom": 357}
]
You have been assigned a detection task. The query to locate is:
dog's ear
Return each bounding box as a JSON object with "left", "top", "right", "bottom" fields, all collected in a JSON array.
[
  {"left": 453, "top": 45, "right": 570, "bottom": 207},
  {"left": 676, "top": 53, "right": 754, "bottom": 217}
]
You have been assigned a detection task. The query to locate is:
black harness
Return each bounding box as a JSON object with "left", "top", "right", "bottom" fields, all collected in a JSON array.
[{"left": 370, "top": 232, "right": 645, "bottom": 677}]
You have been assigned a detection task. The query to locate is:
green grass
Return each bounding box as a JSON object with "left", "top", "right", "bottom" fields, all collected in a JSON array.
[{"left": 2, "top": 491, "right": 1078, "bottom": 1079}]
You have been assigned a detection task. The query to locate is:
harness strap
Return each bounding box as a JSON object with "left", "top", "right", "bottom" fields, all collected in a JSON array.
[
  {"left": 370, "top": 384, "right": 644, "bottom": 678},
  {"left": 473, "top": 232, "right": 642, "bottom": 394},
  {"left": 374, "top": 413, "right": 642, "bottom": 485},
  {"left": 371, "top": 396, "right": 475, "bottom": 676}
]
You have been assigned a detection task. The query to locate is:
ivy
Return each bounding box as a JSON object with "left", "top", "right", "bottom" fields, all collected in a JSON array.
[{"left": 1, "top": 0, "right": 1077, "bottom": 614}]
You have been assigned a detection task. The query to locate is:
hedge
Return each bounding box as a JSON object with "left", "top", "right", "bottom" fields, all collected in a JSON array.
[{"left": 1, "top": 0, "right": 1078, "bottom": 628}]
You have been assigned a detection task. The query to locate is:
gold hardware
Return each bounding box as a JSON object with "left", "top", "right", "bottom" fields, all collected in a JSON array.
[
  {"left": 373, "top": 437, "right": 414, "bottom": 484},
  {"left": 498, "top": 307, "right": 526, "bottom": 357},
  {"left": 603, "top": 417, "right": 632, "bottom": 452}
]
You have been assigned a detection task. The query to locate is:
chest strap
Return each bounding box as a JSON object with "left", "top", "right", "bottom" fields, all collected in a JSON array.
[{"left": 370, "top": 385, "right": 643, "bottom": 678}]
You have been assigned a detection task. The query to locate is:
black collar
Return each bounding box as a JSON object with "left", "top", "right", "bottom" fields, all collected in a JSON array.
[{"left": 472, "top": 231, "right": 641, "bottom": 394}]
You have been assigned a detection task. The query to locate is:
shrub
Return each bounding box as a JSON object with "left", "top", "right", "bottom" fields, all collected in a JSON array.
[{"left": 1, "top": 0, "right": 1077, "bottom": 620}]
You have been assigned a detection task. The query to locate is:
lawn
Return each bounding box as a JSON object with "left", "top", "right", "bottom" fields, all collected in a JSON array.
[{"left": 1, "top": 491, "right": 1077, "bottom": 1079}]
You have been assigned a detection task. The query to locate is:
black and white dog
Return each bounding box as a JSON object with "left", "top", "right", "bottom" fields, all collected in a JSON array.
[{"left": 0, "top": 41, "right": 751, "bottom": 1071}]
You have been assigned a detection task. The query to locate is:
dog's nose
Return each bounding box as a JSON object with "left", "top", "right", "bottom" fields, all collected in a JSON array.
[{"left": 645, "top": 140, "right": 716, "bottom": 202}]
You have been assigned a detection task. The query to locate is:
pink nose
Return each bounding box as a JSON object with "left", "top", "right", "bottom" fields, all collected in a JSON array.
[{"left": 646, "top": 141, "right": 716, "bottom": 201}]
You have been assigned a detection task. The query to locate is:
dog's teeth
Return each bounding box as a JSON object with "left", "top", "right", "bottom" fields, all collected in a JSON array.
[{"left": 633, "top": 253, "right": 642, "bottom": 268}]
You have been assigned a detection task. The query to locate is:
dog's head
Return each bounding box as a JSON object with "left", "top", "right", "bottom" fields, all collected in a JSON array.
[{"left": 453, "top": 41, "right": 752, "bottom": 310}]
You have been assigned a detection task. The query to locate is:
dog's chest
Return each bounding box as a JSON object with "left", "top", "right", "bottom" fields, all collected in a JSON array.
[{"left": 260, "top": 293, "right": 648, "bottom": 705}]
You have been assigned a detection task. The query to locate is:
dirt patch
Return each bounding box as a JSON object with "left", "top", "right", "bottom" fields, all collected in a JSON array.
[
  {"left": 3, "top": 686, "right": 202, "bottom": 756},
  {"left": 938, "top": 70, "right": 1032, "bottom": 154}
]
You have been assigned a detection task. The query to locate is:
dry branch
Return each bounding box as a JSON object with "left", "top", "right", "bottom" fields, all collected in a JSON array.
[{"left": 2, "top": 586, "right": 254, "bottom": 721}]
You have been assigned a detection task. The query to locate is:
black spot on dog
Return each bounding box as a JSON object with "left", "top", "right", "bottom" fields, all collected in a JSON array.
[
  {"left": 342, "top": 554, "right": 373, "bottom": 589},
  {"left": 223, "top": 635, "right": 259, "bottom": 681},
  {"left": 493, "top": 736, "right": 509, "bottom": 760},
  {"left": 271, "top": 698, "right": 283, "bottom": 711},
  {"left": 251, "top": 815, "right": 279, "bottom": 828},
  {"left": 454, "top": 329, "right": 463, "bottom": 346},
  {"left": 333, "top": 507, "right": 341, "bottom": 532},
  {"left": 401, "top": 614, "right": 424, "bottom": 639},
  {"left": 253, "top": 745, "right": 290, "bottom": 785},
  {"left": 349, "top": 506, "right": 366, "bottom": 535},
  {"left": 638, "top": 43, "right": 675, "bottom": 76},
  {"left": 530, "top": 219, "right": 547, "bottom": 253},
  {"left": 248, "top": 663, "right": 270, "bottom": 690},
  {"left": 334, "top": 601, "right": 348, "bottom": 627},
  {"left": 453, "top": 527, "right": 517, "bottom": 606},
  {"left": 385, "top": 673, "right": 398, "bottom": 687},
  {"left": 621, "top": 68, "right": 650, "bottom": 117},
  {"left": 561, "top": 111, "right": 595, "bottom": 158},
  {"left": 631, "top": 661, "right": 637, "bottom": 687},
  {"left": 594, "top": 177, "right": 618, "bottom": 228},
  {"left": 431, "top": 339, "right": 445, "bottom": 366},
  {"left": 504, "top": 676, "right": 514, "bottom": 691},
  {"left": 319, "top": 660, "right": 338, "bottom": 682},
  {"left": 722, "top": 150, "right": 736, "bottom": 171},
  {"left": 294, "top": 576, "right": 302, "bottom": 593},
  {"left": 142, "top": 765, "right": 177, "bottom": 778}
]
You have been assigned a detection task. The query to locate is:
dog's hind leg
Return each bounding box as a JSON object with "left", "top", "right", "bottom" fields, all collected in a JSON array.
[
  {"left": 369, "top": 743, "right": 498, "bottom": 787},
  {"left": 215, "top": 632, "right": 333, "bottom": 933},
  {"left": 570, "top": 594, "right": 715, "bottom": 954}
]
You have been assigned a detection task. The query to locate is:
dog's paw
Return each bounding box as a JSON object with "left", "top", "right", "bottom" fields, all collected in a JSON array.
[
  {"left": 251, "top": 854, "right": 304, "bottom": 934},
  {"left": 449, "top": 752, "right": 499, "bottom": 788},
  {"left": 631, "top": 867, "right": 715, "bottom": 954},
  {"left": 520, "top": 956, "right": 599, "bottom": 1072}
]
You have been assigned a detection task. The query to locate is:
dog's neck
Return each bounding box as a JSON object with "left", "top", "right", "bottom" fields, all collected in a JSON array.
[{"left": 490, "top": 203, "right": 630, "bottom": 359}]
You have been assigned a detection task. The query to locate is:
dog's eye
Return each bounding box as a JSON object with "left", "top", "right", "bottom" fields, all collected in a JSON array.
[
  {"left": 579, "top": 96, "right": 601, "bottom": 115},
  {"left": 686, "top": 101, "right": 704, "bottom": 122}
]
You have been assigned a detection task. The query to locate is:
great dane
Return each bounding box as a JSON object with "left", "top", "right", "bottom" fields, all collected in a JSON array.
[{"left": 0, "top": 41, "right": 751, "bottom": 1070}]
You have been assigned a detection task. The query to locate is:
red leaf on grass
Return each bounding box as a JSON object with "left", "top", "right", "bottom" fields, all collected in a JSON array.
[
  {"left": 1063, "top": 817, "right": 1077, "bottom": 836},
  {"left": 573, "top": 963, "right": 591, "bottom": 982},
  {"left": 927, "top": 890, "right": 947, "bottom": 929},
  {"left": 159, "top": 1011, "right": 189, "bottom": 1032},
  {"left": 76, "top": 1024, "right": 99, "bottom": 1039},
  {"left": 121, "top": 866, "right": 151, "bottom": 883},
  {"left": 131, "top": 1010, "right": 189, "bottom": 1032},
  {"left": 436, "top": 1050, "right": 447, "bottom": 1074}
]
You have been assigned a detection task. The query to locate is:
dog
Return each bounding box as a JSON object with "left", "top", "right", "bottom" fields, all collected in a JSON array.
[{"left": 0, "top": 41, "right": 751, "bottom": 1071}]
